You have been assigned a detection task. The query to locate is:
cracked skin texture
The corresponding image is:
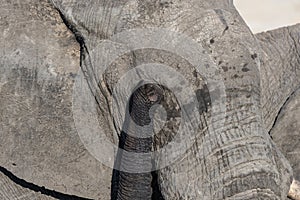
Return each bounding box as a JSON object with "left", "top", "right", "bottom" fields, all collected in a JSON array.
[
  {"left": 0, "top": 0, "right": 111, "bottom": 199},
  {"left": 0, "top": 0, "right": 299, "bottom": 199}
]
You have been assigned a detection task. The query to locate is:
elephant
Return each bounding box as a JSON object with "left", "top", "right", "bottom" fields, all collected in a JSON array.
[{"left": 0, "top": 0, "right": 299, "bottom": 200}]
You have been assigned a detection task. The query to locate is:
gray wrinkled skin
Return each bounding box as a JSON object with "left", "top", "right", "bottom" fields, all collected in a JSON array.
[
  {"left": 0, "top": 0, "right": 299, "bottom": 199},
  {"left": 112, "top": 84, "right": 163, "bottom": 200}
]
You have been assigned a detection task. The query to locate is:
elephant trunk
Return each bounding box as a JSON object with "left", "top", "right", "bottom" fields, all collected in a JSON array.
[
  {"left": 111, "top": 132, "right": 153, "bottom": 200},
  {"left": 111, "top": 84, "right": 164, "bottom": 200}
]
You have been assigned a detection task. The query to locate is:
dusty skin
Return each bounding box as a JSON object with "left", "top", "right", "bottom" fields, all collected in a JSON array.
[{"left": 0, "top": 0, "right": 300, "bottom": 199}]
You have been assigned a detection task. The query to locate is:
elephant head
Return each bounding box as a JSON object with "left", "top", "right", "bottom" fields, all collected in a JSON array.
[{"left": 49, "top": 0, "right": 300, "bottom": 199}]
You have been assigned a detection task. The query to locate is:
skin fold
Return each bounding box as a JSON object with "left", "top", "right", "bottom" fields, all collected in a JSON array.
[{"left": 0, "top": 0, "right": 299, "bottom": 199}]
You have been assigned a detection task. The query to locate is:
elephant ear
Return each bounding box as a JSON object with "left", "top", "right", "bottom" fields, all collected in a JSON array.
[
  {"left": 255, "top": 23, "right": 300, "bottom": 132},
  {"left": 257, "top": 24, "right": 300, "bottom": 199}
]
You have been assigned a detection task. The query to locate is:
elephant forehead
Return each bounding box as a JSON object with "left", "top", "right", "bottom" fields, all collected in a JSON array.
[{"left": 51, "top": 0, "right": 233, "bottom": 39}]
